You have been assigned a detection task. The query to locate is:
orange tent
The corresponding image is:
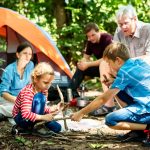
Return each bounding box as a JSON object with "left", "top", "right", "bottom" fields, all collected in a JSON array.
[{"left": 0, "top": 7, "right": 72, "bottom": 81}]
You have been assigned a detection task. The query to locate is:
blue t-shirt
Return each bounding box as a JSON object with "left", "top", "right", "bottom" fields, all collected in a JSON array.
[
  {"left": 0, "top": 61, "right": 34, "bottom": 97},
  {"left": 111, "top": 59, "right": 150, "bottom": 114}
]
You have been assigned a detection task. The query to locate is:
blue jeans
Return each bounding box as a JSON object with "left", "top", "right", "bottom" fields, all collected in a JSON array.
[
  {"left": 105, "top": 91, "right": 150, "bottom": 126},
  {"left": 105, "top": 108, "right": 150, "bottom": 126},
  {"left": 14, "top": 92, "right": 61, "bottom": 133}
]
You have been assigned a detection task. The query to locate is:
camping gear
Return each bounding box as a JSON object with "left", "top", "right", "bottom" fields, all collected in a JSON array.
[
  {"left": 0, "top": 7, "right": 72, "bottom": 101},
  {"left": 76, "top": 98, "right": 89, "bottom": 108},
  {"left": 66, "top": 88, "right": 73, "bottom": 102},
  {"left": 76, "top": 83, "right": 90, "bottom": 107}
]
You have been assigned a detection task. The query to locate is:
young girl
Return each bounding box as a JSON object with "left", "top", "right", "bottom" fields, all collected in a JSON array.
[{"left": 12, "top": 62, "right": 61, "bottom": 136}]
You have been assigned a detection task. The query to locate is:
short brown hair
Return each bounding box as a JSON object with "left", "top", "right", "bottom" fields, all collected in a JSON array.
[
  {"left": 84, "top": 22, "right": 99, "bottom": 33},
  {"left": 103, "top": 42, "right": 130, "bottom": 61}
]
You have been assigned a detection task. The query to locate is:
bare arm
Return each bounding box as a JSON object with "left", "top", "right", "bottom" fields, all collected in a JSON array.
[
  {"left": 78, "top": 53, "right": 102, "bottom": 70},
  {"left": 71, "top": 88, "right": 120, "bottom": 121},
  {"left": 2, "top": 92, "right": 16, "bottom": 103}
]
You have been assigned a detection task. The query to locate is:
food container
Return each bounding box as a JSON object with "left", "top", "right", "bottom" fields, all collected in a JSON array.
[{"left": 76, "top": 98, "right": 90, "bottom": 108}]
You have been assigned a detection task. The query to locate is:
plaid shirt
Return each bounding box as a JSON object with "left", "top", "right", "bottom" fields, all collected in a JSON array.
[
  {"left": 111, "top": 58, "right": 150, "bottom": 114},
  {"left": 114, "top": 21, "right": 150, "bottom": 57}
]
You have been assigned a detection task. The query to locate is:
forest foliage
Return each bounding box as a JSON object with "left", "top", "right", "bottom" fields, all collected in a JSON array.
[{"left": 0, "top": 0, "right": 149, "bottom": 67}]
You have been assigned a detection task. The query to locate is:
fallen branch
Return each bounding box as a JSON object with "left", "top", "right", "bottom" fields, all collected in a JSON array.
[{"left": 57, "top": 85, "right": 68, "bottom": 130}]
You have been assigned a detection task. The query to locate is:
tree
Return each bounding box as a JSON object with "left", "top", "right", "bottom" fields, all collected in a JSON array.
[{"left": 0, "top": 0, "right": 149, "bottom": 67}]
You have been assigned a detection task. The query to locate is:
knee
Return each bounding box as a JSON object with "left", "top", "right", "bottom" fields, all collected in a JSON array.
[
  {"left": 45, "top": 121, "right": 62, "bottom": 133},
  {"left": 53, "top": 123, "right": 61, "bottom": 133},
  {"left": 105, "top": 113, "right": 118, "bottom": 126}
]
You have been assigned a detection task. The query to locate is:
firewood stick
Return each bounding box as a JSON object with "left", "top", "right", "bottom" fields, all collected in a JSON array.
[
  {"left": 35, "top": 115, "right": 89, "bottom": 127},
  {"left": 54, "top": 116, "right": 71, "bottom": 121},
  {"left": 56, "top": 84, "right": 64, "bottom": 103},
  {"left": 56, "top": 85, "right": 68, "bottom": 130}
]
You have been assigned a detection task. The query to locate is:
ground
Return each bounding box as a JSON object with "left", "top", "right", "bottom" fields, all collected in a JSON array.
[
  {"left": 0, "top": 90, "right": 149, "bottom": 150},
  {"left": 0, "top": 116, "right": 149, "bottom": 150}
]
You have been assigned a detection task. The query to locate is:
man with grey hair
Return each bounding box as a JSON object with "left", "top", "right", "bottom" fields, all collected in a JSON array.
[
  {"left": 112, "top": 4, "right": 150, "bottom": 144},
  {"left": 114, "top": 5, "right": 150, "bottom": 57}
]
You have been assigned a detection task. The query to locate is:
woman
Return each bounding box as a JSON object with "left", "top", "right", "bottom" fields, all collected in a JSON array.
[{"left": 0, "top": 42, "right": 34, "bottom": 122}]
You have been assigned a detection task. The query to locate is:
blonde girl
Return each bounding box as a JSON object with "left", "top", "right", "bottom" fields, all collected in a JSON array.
[{"left": 12, "top": 62, "right": 61, "bottom": 136}]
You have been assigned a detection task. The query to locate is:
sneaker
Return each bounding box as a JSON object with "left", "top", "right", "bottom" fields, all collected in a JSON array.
[
  {"left": 142, "top": 130, "right": 150, "bottom": 147},
  {"left": 89, "top": 105, "right": 116, "bottom": 116},
  {"left": 32, "top": 125, "right": 55, "bottom": 138},
  {"left": 11, "top": 125, "right": 32, "bottom": 136},
  {"left": 117, "top": 130, "right": 146, "bottom": 143},
  {"left": 0, "top": 113, "right": 7, "bottom": 122}
]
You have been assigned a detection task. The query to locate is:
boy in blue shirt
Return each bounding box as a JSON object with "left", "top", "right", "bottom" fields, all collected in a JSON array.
[{"left": 71, "top": 42, "right": 150, "bottom": 147}]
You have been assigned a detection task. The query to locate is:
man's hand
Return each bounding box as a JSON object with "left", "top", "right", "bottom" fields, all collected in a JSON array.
[
  {"left": 77, "top": 61, "right": 89, "bottom": 71},
  {"left": 70, "top": 111, "right": 84, "bottom": 122}
]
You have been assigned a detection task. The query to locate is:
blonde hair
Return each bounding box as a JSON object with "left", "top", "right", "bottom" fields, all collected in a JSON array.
[{"left": 31, "top": 62, "right": 54, "bottom": 82}]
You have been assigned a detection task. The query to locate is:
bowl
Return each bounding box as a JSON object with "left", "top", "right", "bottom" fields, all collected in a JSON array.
[{"left": 76, "top": 98, "right": 90, "bottom": 108}]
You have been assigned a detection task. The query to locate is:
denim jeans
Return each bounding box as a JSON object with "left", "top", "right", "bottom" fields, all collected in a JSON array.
[
  {"left": 14, "top": 92, "right": 61, "bottom": 133},
  {"left": 105, "top": 108, "right": 150, "bottom": 126},
  {"left": 105, "top": 91, "right": 150, "bottom": 126}
]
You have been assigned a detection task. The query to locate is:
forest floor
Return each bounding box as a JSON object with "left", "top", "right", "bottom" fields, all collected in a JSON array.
[{"left": 0, "top": 90, "right": 149, "bottom": 150}]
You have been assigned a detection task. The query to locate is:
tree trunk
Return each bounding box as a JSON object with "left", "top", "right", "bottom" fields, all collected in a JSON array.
[{"left": 53, "top": 0, "right": 67, "bottom": 29}]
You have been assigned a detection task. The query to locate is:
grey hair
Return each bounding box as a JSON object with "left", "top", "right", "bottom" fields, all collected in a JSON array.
[{"left": 116, "top": 5, "right": 137, "bottom": 21}]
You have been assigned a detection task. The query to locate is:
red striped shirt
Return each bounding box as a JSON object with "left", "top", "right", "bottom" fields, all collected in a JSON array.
[{"left": 12, "top": 84, "right": 51, "bottom": 122}]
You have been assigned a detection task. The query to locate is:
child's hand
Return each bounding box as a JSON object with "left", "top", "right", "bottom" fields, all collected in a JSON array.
[
  {"left": 50, "top": 102, "right": 65, "bottom": 114},
  {"left": 71, "top": 111, "right": 84, "bottom": 122},
  {"left": 102, "top": 74, "right": 115, "bottom": 87},
  {"left": 43, "top": 114, "right": 54, "bottom": 121}
]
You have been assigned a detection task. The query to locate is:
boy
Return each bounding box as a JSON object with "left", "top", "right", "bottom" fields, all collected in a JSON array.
[{"left": 71, "top": 42, "right": 150, "bottom": 147}]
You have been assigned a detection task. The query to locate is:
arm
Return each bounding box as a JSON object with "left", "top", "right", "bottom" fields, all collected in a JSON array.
[
  {"left": 81, "top": 53, "right": 91, "bottom": 61},
  {"left": 2, "top": 92, "right": 16, "bottom": 103},
  {"left": 78, "top": 53, "right": 102, "bottom": 71},
  {"left": 71, "top": 88, "right": 120, "bottom": 121},
  {"left": 0, "top": 65, "right": 16, "bottom": 103}
]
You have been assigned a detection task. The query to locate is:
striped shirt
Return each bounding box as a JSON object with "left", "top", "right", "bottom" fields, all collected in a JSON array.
[
  {"left": 111, "top": 59, "right": 150, "bottom": 114},
  {"left": 12, "top": 84, "right": 51, "bottom": 122}
]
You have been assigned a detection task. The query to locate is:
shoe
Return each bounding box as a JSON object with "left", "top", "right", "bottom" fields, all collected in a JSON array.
[
  {"left": 32, "top": 127, "right": 55, "bottom": 138},
  {"left": 142, "top": 130, "right": 150, "bottom": 147},
  {"left": 0, "top": 113, "right": 7, "bottom": 122},
  {"left": 117, "top": 130, "right": 146, "bottom": 143},
  {"left": 11, "top": 125, "right": 32, "bottom": 135},
  {"left": 89, "top": 105, "right": 116, "bottom": 116}
]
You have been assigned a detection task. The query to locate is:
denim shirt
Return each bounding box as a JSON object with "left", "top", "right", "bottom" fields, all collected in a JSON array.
[
  {"left": 111, "top": 59, "right": 150, "bottom": 114},
  {"left": 0, "top": 61, "right": 34, "bottom": 97}
]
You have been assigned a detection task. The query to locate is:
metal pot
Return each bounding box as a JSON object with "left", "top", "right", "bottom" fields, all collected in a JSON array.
[{"left": 76, "top": 98, "right": 90, "bottom": 108}]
